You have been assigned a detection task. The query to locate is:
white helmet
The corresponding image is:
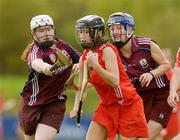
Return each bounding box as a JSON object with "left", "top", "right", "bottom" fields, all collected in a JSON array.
[{"left": 30, "top": 15, "right": 54, "bottom": 31}]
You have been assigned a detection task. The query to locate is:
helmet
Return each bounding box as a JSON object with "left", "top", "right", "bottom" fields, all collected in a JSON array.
[
  {"left": 75, "top": 15, "right": 105, "bottom": 49},
  {"left": 30, "top": 15, "right": 55, "bottom": 48},
  {"left": 107, "top": 12, "right": 134, "bottom": 30},
  {"left": 30, "top": 15, "right": 54, "bottom": 31},
  {"left": 107, "top": 12, "right": 134, "bottom": 48}
]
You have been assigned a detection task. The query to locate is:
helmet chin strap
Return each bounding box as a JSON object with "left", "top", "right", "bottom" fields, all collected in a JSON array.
[
  {"left": 81, "top": 31, "right": 104, "bottom": 49},
  {"left": 33, "top": 35, "right": 55, "bottom": 49},
  {"left": 113, "top": 32, "right": 134, "bottom": 49},
  {"left": 113, "top": 37, "right": 131, "bottom": 49},
  {"left": 39, "top": 40, "right": 54, "bottom": 49},
  {"left": 32, "top": 29, "right": 55, "bottom": 49}
]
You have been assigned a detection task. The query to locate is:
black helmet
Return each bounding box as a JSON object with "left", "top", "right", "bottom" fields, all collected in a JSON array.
[{"left": 76, "top": 15, "right": 105, "bottom": 49}]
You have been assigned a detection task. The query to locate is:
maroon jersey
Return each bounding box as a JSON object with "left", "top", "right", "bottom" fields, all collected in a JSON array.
[
  {"left": 119, "top": 36, "right": 169, "bottom": 92},
  {"left": 21, "top": 40, "right": 81, "bottom": 106}
]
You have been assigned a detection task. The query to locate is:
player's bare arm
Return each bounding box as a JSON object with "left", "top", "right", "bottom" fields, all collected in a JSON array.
[
  {"left": 31, "top": 58, "right": 53, "bottom": 76},
  {"left": 139, "top": 41, "right": 171, "bottom": 87},
  {"left": 150, "top": 41, "right": 171, "bottom": 77},
  {"left": 168, "top": 66, "right": 180, "bottom": 108},
  {"left": 86, "top": 47, "right": 119, "bottom": 87}
]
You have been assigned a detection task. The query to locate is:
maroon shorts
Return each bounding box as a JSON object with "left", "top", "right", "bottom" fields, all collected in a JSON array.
[
  {"left": 19, "top": 99, "right": 66, "bottom": 135},
  {"left": 139, "top": 86, "right": 172, "bottom": 127}
]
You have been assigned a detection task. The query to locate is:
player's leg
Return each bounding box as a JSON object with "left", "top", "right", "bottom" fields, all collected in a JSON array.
[
  {"left": 172, "top": 133, "right": 180, "bottom": 140},
  {"left": 118, "top": 134, "right": 136, "bottom": 140},
  {"left": 35, "top": 123, "right": 57, "bottom": 140},
  {"left": 24, "top": 134, "right": 35, "bottom": 140},
  {"left": 147, "top": 88, "right": 172, "bottom": 140},
  {"left": 85, "top": 121, "right": 107, "bottom": 140},
  {"left": 19, "top": 100, "right": 38, "bottom": 140},
  {"left": 139, "top": 88, "right": 172, "bottom": 140},
  {"left": 34, "top": 101, "right": 65, "bottom": 140},
  {"left": 148, "top": 120, "right": 163, "bottom": 139},
  {"left": 17, "top": 125, "right": 25, "bottom": 140},
  {"left": 138, "top": 120, "right": 163, "bottom": 140}
]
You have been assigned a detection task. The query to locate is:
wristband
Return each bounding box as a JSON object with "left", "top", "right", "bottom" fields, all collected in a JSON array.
[{"left": 149, "top": 71, "right": 155, "bottom": 78}]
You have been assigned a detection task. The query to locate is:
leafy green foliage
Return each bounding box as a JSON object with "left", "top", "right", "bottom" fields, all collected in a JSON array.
[
  {"left": 0, "top": 75, "right": 26, "bottom": 113},
  {"left": 66, "top": 87, "right": 99, "bottom": 113},
  {"left": 0, "top": 0, "right": 180, "bottom": 74}
]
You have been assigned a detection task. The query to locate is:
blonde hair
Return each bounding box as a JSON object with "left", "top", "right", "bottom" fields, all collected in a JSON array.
[{"left": 21, "top": 42, "right": 34, "bottom": 62}]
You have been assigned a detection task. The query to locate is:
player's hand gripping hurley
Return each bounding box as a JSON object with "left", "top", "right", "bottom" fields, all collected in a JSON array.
[
  {"left": 76, "top": 60, "right": 88, "bottom": 127},
  {"left": 50, "top": 48, "right": 72, "bottom": 72}
]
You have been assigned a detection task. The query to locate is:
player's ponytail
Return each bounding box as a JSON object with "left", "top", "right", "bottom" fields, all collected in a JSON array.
[{"left": 21, "top": 42, "right": 34, "bottom": 62}]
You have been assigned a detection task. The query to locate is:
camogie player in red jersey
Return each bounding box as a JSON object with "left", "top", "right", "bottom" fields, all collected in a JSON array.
[
  {"left": 158, "top": 48, "right": 180, "bottom": 140},
  {"left": 70, "top": 15, "right": 148, "bottom": 140},
  {"left": 168, "top": 48, "right": 180, "bottom": 140},
  {"left": 19, "top": 15, "right": 81, "bottom": 140},
  {"left": 107, "top": 12, "right": 172, "bottom": 140}
]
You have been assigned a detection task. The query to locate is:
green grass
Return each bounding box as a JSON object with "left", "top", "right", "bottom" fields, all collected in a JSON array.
[
  {"left": 66, "top": 87, "right": 99, "bottom": 113},
  {"left": 0, "top": 75, "right": 99, "bottom": 114},
  {"left": 0, "top": 75, "right": 26, "bottom": 113}
]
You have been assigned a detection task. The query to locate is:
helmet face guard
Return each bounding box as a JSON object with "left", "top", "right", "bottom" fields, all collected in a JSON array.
[
  {"left": 38, "top": 40, "right": 54, "bottom": 49},
  {"left": 75, "top": 27, "right": 94, "bottom": 49},
  {"left": 30, "top": 15, "right": 55, "bottom": 48},
  {"left": 75, "top": 15, "right": 105, "bottom": 49},
  {"left": 107, "top": 12, "right": 135, "bottom": 48}
]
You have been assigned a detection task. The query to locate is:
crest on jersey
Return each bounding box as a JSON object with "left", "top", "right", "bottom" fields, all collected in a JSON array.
[
  {"left": 139, "top": 58, "right": 148, "bottom": 68},
  {"left": 50, "top": 53, "right": 56, "bottom": 64}
]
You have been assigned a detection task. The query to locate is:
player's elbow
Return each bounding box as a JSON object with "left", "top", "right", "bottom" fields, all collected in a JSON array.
[
  {"left": 164, "top": 62, "right": 171, "bottom": 72},
  {"left": 167, "top": 62, "right": 172, "bottom": 70}
]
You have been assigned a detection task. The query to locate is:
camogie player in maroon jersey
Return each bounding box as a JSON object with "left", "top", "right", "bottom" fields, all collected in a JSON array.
[
  {"left": 107, "top": 12, "right": 172, "bottom": 140},
  {"left": 19, "top": 15, "right": 80, "bottom": 140}
]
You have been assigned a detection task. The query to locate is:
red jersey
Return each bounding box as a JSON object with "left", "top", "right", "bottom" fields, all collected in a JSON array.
[
  {"left": 120, "top": 36, "right": 169, "bottom": 92},
  {"left": 20, "top": 40, "right": 81, "bottom": 106},
  {"left": 176, "top": 47, "right": 180, "bottom": 67},
  {"left": 83, "top": 44, "right": 140, "bottom": 106},
  {"left": 160, "top": 103, "right": 180, "bottom": 139}
]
